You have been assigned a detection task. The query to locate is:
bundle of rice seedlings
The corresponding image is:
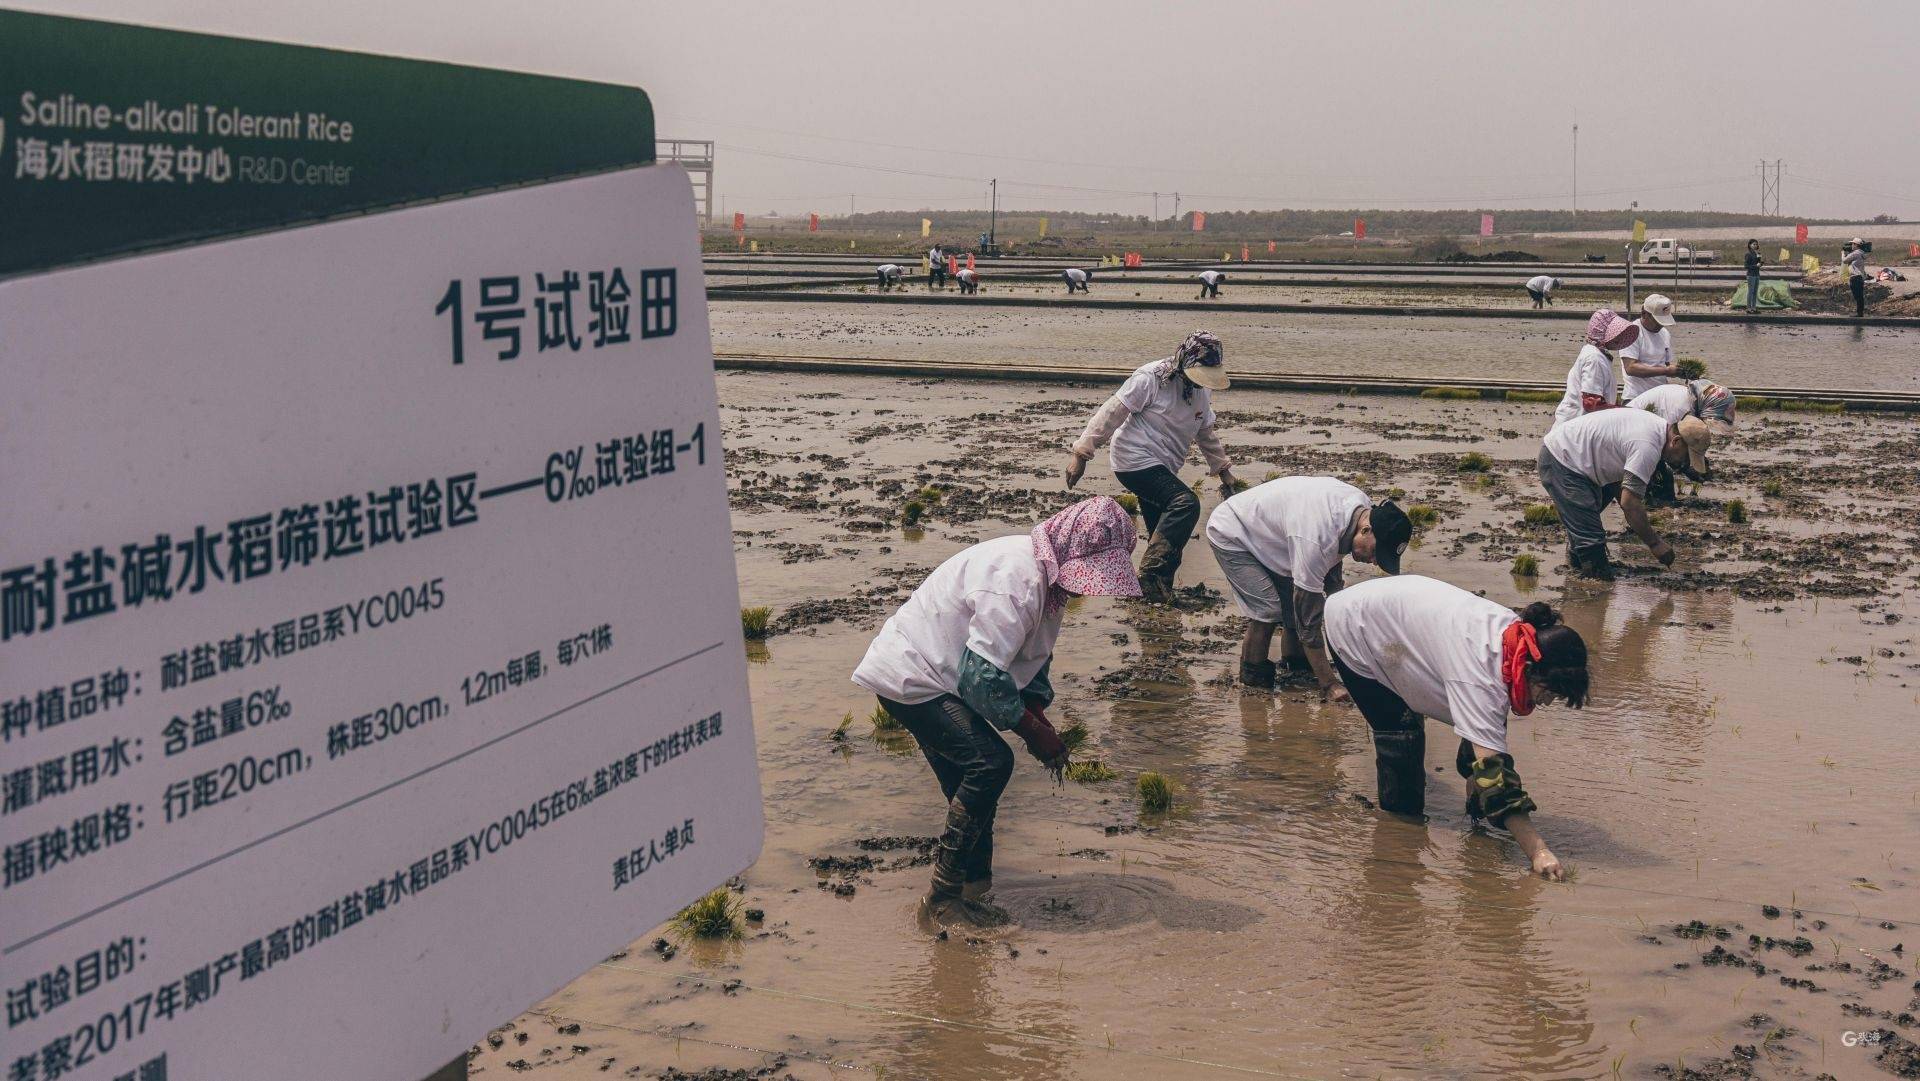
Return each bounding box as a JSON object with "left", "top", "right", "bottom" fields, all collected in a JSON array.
[
  {"left": 671, "top": 887, "right": 744, "bottom": 940},
  {"left": 1405, "top": 504, "right": 1439, "bottom": 529},
  {"left": 1760, "top": 478, "right": 1785, "bottom": 498},
  {"left": 869, "top": 704, "right": 904, "bottom": 732},
  {"left": 1674, "top": 357, "right": 1708, "bottom": 381},
  {"left": 1137, "top": 772, "right": 1174, "bottom": 812},
  {"left": 1504, "top": 389, "right": 1562, "bottom": 403},
  {"left": 829, "top": 712, "right": 854, "bottom": 742},
  {"left": 1456, "top": 452, "right": 1492, "bottom": 473},
  {"left": 740, "top": 606, "right": 773, "bottom": 640},
  {"left": 1115, "top": 492, "right": 1141, "bottom": 515},
  {"left": 1419, "top": 387, "right": 1481, "bottom": 400},
  {"left": 1058, "top": 720, "right": 1090, "bottom": 753},
  {"left": 1511, "top": 553, "right": 1540, "bottom": 577},
  {"left": 916, "top": 485, "right": 945, "bottom": 504},
  {"left": 1725, "top": 499, "right": 1748, "bottom": 524},
  {"left": 1064, "top": 760, "right": 1117, "bottom": 784},
  {"left": 1522, "top": 504, "right": 1560, "bottom": 526},
  {"left": 901, "top": 499, "right": 927, "bottom": 526}
]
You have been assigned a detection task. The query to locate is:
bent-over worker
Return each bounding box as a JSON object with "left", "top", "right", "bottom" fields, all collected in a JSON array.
[
  {"left": 1326, "top": 576, "right": 1592, "bottom": 880},
  {"left": 1198, "top": 270, "right": 1227, "bottom": 299},
  {"left": 1062, "top": 267, "right": 1091, "bottom": 293},
  {"left": 875, "top": 263, "right": 905, "bottom": 292},
  {"left": 1537, "top": 407, "right": 1709, "bottom": 579},
  {"left": 955, "top": 267, "right": 979, "bottom": 295},
  {"left": 1525, "top": 274, "right": 1563, "bottom": 308}
]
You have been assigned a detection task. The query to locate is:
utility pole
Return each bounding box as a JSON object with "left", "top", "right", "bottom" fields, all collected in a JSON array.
[
  {"left": 1152, "top": 192, "right": 1159, "bottom": 219},
  {"left": 1774, "top": 159, "right": 1784, "bottom": 216},
  {"left": 988, "top": 177, "right": 997, "bottom": 251},
  {"left": 1571, "top": 122, "right": 1578, "bottom": 226},
  {"left": 1173, "top": 192, "right": 1181, "bottom": 221}
]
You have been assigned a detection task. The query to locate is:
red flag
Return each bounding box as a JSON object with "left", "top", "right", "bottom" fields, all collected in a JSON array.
[
  {"left": 1480, "top": 213, "right": 1494, "bottom": 237},
  {"left": 1267, "top": 240, "right": 1276, "bottom": 253},
  {"left": 1795, "top": 223, "right": 1808, "bottom": 244},
  {"left": 808, "top": 213, "right": 819, "bottom": 233},
  {"left": 733, "top": 211, "right": 745, "bottom": 232},
  {"left": 1354, "top": 218, "right": 1366, "bottom": 240},
  {"left": 1191, "top": 211, "right": 1206, "bottom": 232},
  {"left": 1911, "top": 243, "right": 1920, "bottom": 258},
  {"left": 947, "top": 255, "right": 958, "bottom": 276},
  {"left": 966, "top": 253, "right": 975, "bottom": 270},
  {"left": 1241, "top": 244, "right": 1251, "bottom": 262}
]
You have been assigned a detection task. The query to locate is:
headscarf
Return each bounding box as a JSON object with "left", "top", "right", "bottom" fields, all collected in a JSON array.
[
  {"left": 1584, "top": 309, "right": 1640, "bottom": 351},
  {"left": 1501, "top": 619, "right": 1542, "bottom": 716},
  {"left": 1165, "top": 331, "right": 1223, "bottom": 401},
  {"left": 1030, "top": 496, "right": 1142, "bottom": 615}
]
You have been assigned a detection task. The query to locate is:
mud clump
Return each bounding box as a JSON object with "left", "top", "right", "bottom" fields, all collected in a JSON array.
[
  {"left": 655, "top": 1060, "right": 799, "bottom": 1081},
  {"left": 1674, "top": 920, "right": 1733, "bottom": 941}
]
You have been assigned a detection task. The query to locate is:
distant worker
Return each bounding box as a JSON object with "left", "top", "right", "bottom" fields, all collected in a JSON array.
[
  {"left": 852, "top": 497, "right": 1142, "bottom": 926},
  {"left": 1843, "top": 239, "right": 1870, "bottom": 317},
  {"left": 875, "top": 263, "right": 905, "bottom": 292},
  {"left": 1620, "top": 294, "right": 1678, "bottom": 400},
  {"left": 1066, "top": 331, "right": 1238, "bottom": 605},
  {"left": 1525, "top": 274, "right": 1563, "bottom": 309},
  {"left": 928, "top": 245, "right": 947, "bottom": 289},
  {"left": 1062, "top": 267, "right": 1092, "bottom": 294},
  {"left": 1743, "top": 239, "right": 1763, "bottom": 314},
  {"left": 1205, "top": 476, "right": 1411, "bottom": 691},
  {"left": 956, "top": 267, "right": 979, "bottom": 295},
  {"left": 1198, "top": 269, "right": 1227, "bottom": 299},
  {"left": 1324, "top": 576, "right": 1592, "bottom": 880},
  {"left": 1535, "top": 407, "right": 1709, "bottom": 579},
  {"left": 1551, "top": 309, "right": 1640, "bottom": 428}
]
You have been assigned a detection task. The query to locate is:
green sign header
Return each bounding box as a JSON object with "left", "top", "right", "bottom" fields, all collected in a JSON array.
[{"left": 0, "top": 11, "right": 655, "bottom": 277}]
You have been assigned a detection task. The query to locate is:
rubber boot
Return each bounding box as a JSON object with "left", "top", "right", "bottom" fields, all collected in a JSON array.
[
  {"left": 1571, "top": 543, "right": 1615, "bottom": 581},
  {"left": 1139, "top": 575, "right": 1177, "bottom": 606},
  {"left": 1370, "top": 717, "right": 1427, "bottom": 816},
  {"left": 924, "top": 801, "right": 1007, "bottom": 928},
  {"left": 1239, "top": 659, "right": 1277, "bottom": 689}
]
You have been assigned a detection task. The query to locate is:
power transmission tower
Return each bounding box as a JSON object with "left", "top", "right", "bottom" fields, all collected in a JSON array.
[{"left": 1759, "top": 159, "right": 1783, "bottom": 216}]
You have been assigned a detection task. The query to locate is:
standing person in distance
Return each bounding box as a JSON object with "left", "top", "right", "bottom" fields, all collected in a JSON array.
[
  {"left": 927, "top": 244, "right": 947, "bottom": 290},
  {"left": 1843, "top": 239, "right": 1870, "bottom": 317},
  {"left": 1743, "top": 240, "right": 1764, "bottom": 314},
  {"left": 1205, "top": 476, "right": 1412, "bottom": 691},
  {"left": 1552, "top": 309, "right": 1640, "bottom": 429},
  {"left": 1620, "top": 294, "right": 1678, "bottom": 400},
  {"left": 1325, "top": 576, "right": 1593, "bottom": 880},
  {"left": 1525, "top": 274, "right": 1563, "bottom": 309},
  {"left": 1066, "top": 331, "right": 1239, "bottom": 605},
  {"left": 851, "top": 497, "right": 1142, "bottom": 926}
]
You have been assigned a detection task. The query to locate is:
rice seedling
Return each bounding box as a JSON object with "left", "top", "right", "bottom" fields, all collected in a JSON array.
[
  {"left": 1523, "top": 503, "right": 1560, "bottom": 526},
  {"left": 740, "top": 606, "right": 773, "bottom": 640},
  {"left": 1137, "top": 771, "right": 1174, "bottom": 812},
  {"left": 1058, "top": 720, "right": 1090, "bottom": 753},
  {"left": 1511, "top": 553, "right": 1540, "bottom": 577},
  {"left": 1456, "top": 451, "right": 1492, "bottom": 473},
  {"left": 1405, "top": 504, "right": 1439, "bottom": 529},
  {"left": 670, "top": 887, "right": 744, "bottom": 940},
  {"left": 1223, "top": 477, "right": 1251, "bottom": 495},
  {"left": 1761, "top": 477, "right": 1785, "bottom": 498},
  {"left": 1388, "top": 487, "right": 1406, "bottom": 500},
  {"left": 1262, "top": 470, "right": 1281, "bottom": 482},
  {"left": 1419, "top": 387, "right": 1481, "bottom": 400},
  {"left": 1505, "top": 389, "right": 1562, "bottom": 404},
  {"left": 1725, "top": 498, "right": 1748, "bottom": 524},
  {"left": 1115, "top": 492, "right": 1140, "bottom": 515},
  {"left": 1065, "top": 760, "right": 1117, "bottom": 784},
  {"left": 916, "top": 485, "right": 944, "bottom": 504},
  {"left": 1674, "top": 357, "right": 1708, "bottom": 381},
  {"left": 901, "top": 499, "right": 927, "bottom": 526},
  {"left": 869, "top": 703, "right": 904, "bottom": 732},
  {"left": 829, "top": 712, "right": 854, "bottom": 742}
]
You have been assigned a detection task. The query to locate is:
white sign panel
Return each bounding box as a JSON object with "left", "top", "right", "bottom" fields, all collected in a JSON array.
[{"left": 0, "top": 165, "right": 762, "bottom": 1081}]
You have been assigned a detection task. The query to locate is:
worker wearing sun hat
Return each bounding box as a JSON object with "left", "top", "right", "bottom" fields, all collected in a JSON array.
[
  {"left": 1551, "top": 309, "right": 1640, "bottom": 429},
  {"left": 1621, "top": 294, "right": 1679, "bottom": 400},
  {"left": 1067, "top": 331, "right": 1239, "bottom": 604}
]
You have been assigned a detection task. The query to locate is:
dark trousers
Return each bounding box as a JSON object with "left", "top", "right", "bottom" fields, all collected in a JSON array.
[
  {"left": 879, "top": 695, "right": 1013, "bottom": 883},
  {"left": 1745, "top": 271, "right": 1761, "bottom": 312},
  {"left": 1851, "top": 276, "right": 1866, "bottom": 316},
  {"left": 1200, "top": 282, "right": 1220, "bottom": 298},
  {"left": 1330, "top": 652, "right": 1427, "bottom": 815},
  {"left": 959, "top": 278, "right": 977, "bottom": 294},
  {"left": 876, "top": 271, "right": 893, "bottom": 291},
  {"left": 930, "top": 266, "right": 947, "bottom": 288},
  {"left": 1527, "top": 288, "right": 1548, "bottom": 308},
  {"left": 1115, "top": 464, "right": 1200, "bottom": 586}
]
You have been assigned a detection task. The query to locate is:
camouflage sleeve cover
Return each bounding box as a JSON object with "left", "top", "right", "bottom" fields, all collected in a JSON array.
[
  {"left": 1456, "top": 739, "right": 1538, "bottom": 827},
  {"left": 1019, "top": 658, "right": 1054, "bottom": 710}
]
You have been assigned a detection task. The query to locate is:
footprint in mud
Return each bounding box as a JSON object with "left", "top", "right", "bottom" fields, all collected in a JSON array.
[{"left": 991, "top": 872, "right": 1259, "bottom": 934}]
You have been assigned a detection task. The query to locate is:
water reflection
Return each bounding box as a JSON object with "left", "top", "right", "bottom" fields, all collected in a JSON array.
[{"left": 878, "top": 932, "right": 1075, "bottom": 1081}]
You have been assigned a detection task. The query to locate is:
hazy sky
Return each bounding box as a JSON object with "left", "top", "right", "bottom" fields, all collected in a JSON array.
[{"left": 18, "top": 0, "right": 1919, "bottom": 219}]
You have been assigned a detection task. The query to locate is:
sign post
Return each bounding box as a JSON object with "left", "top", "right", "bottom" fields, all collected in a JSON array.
[{"left": 2, "top": 15, "right": 761, "bottom": 1081}]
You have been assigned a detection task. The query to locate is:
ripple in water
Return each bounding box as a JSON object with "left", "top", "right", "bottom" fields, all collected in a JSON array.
[{"left": 993, "top": 872, "right": 1260, "bottom": 934}]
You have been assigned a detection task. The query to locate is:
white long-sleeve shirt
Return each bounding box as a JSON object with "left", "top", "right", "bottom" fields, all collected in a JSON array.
[
  {"left": 1551, "top": 344, "right": 1617, "bottom": 428},
  {"left": 1072, "top": 359, "right": 1230, "bottom": 475}
]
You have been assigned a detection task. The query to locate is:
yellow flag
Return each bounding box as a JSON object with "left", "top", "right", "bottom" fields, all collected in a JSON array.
[
  {"left": 1778, "top": 248, "right": 1791, "bottom": 262},
  {"left": 1223, "top": 251, "right": 1231, "bottom": 262},
  {"left": 1038, "top": 217, "right": 1049, "bottom": 238},
  {"left": 1801, "top": 254, "right": 1820, "bottom": 273},
  {"left": 1631, "top": 220, "right": 1646, "bottom": 244},
  {"left": 921, "top": 218, "right": 931, "bottom": 238},
  {"left": 749, "top": 240, "right": 758, "bottom": 252}
]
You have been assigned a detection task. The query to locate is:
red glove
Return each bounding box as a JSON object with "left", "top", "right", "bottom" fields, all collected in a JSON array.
[
  {"left": 1015, "top": 706, "right": 1067, "bottom": 769},
  {"left": 1581, "top": 393, "right": 1620, "bottom": 414}
]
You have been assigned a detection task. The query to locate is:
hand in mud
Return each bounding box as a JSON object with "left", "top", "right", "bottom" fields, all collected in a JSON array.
[
  {"left": 1653, "top": 542, "right": 1676, "bottom": 568},
  {"left": 1324, "top": 684, "right": 1351, "bottom": 705},
  {"left": 1064, "top": 453, "right": 1087, "bottom": 489},
  {"left": 1015, "top": 708, "right": 1068, "bottom": 779},
  {"left": 1531, "top": 849, "right": 1565, "bottom": 881},
  {"left": 1217, "top": 471, "right": 1237, "bottom": 497}
]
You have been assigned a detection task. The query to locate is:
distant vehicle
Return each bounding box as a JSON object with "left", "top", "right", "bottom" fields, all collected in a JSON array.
[
  {"left": 1339, "top": 230, "right": 1355, "bottom": 237},
  {"left": 1637, "top": 238, "right": 1719, "bottom": 264}
]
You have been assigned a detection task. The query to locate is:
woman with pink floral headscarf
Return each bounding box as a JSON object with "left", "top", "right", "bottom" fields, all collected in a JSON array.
[
  {"left": 1550, "top": 309, "right": 1641, "bottom": 429},
  {"left": 853, "top": 497, "right": 1140, "bottom": 926}
]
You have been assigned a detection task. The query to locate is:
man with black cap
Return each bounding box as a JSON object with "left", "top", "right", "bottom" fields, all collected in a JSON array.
[{"left": 1205, "top": 476, "right": 1412, "bottom": 693}]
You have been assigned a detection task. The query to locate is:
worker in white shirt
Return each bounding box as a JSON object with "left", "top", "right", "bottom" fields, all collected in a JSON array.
[
  {"left": 927, "top": 245, "right": 947, "bottom": 289},
  {"left": 1066, "top": 331, "right": 1238, "bottom": 604},
  {"left": 1326, "top": 576, "right": 1593, "bottom": 880},
  {"left": 1205, "top": 476, "right": 1413, "bottom": 691},
  {"left": 1551, "top": 309, "right": 1641, "bottom": 428},
  {"left": 1843, "top": 239, "right": 1870, "bottom": 317},
  {"left": 955, "top": 267, "right": 979, "bottom": 295},
  {"left": 1625, "top": 381, "right": 1736, "bottom": 501},
  {"left": 1197, "top": 269, "right": 1227, "bottom": 299},
  {"left": 1525, "top": 274, "right": 1563, "bottom": 309},
  {"left": 1620, "top": 294, "right": 1678, "bottom": 399},
  {"left": 853, "top": 497, "right": 1140, "bottom": 926},
  {"left": 1536, "top": 407, "right": 1710, "bottom": 579},
  {"left": 1062, "top": 267, "right": 1092, "bottom": 294},
  {"left": 875, "top": 263, "right": 905, "bottom": 292}
]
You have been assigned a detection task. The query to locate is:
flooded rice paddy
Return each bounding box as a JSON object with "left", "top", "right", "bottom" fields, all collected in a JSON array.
[{"left": 470, "top": 365, "right": 1919, "bottom": 1079}]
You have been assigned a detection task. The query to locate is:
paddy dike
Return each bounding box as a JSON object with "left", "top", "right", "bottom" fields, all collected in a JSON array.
[{"left": 469, "top": 371, "right": 1919, "bottom": 1080}]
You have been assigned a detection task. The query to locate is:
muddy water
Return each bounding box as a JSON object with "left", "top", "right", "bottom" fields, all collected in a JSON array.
[
  {"left": 711, "top": 300, "right": 1920, "bottom": 395},
  {"left": 777, "top": 280, "right": 1737, "bottom": 313},
  {"left": 469, "top": 374, "right": 1920, "bottom": 1080}
]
